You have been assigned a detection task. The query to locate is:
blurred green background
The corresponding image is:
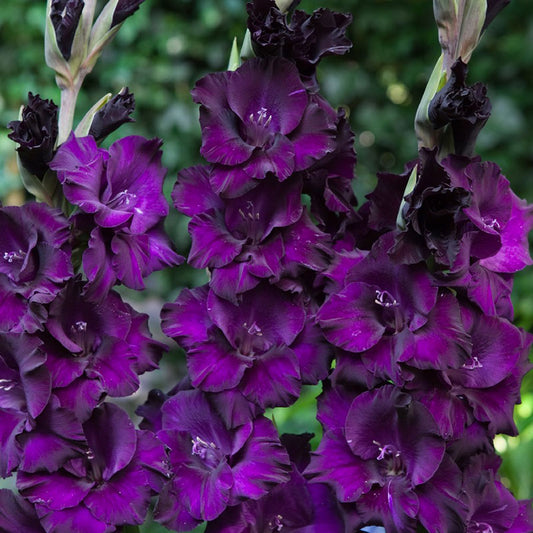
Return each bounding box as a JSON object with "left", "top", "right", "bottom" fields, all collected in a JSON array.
[{"left": 1, "top": 1, "right": 532, "bottom": 530}]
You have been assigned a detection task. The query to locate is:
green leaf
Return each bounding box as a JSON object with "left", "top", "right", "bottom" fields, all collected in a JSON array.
[
  {"left": 75, "top": 92, "right": 112, "bottom": 137},
  {"left": 414, "top": 54, "right": 445, "bottom": 149},
  {"left": 227, "top": 37, "right": 240, "bottom": 71}
]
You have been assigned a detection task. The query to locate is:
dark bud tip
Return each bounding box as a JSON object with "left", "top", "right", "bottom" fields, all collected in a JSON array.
[
  {"left": 111, "top": 0, "right": 146, "bottom": 28},
  {"left": 89, "top": 88, "right": 135, "bottom": 142},
  {"left": 50, "top": 0, "right": 85, "bottom": 61}
]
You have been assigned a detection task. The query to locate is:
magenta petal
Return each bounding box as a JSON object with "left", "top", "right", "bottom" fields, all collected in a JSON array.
[
  {"left": 227, "top": 58, "right": 308, "bottom": 135},
  {"left": 0, "top": 489, "right": 44, "bottom": 532},
  {"left": 83, "top": 403, "right": 137, "bottom": 481},
  {"left": 230, "top": 417, "right": 291, "bottom": 502},
  {"left": 241, "top": 347, "right": 301, "bottom": 408},
  {"left": 17, "top": 470, "right": 94, "bottom": 511},
  {"left": 38, "top": 505, "right": 110, "bottom": 533},
  {"left": 83, "top": 462, "right": 151, "bottom": 526},
  {"left": 161, "top": 286, "right": 211, "bottom": 348},
  {"left": 243, "top": 135, "right": 295, "bottom": 180},
  {"left": 318, "top": 282, "right": 385, "bottom": 352},
  {"left": 188, "top": 210, "right": 243, "bottom": 269},
  {"left": 173, "top": 165, "right": 223, "bottom": 216},
  {"left": 188, "top": 338, "right": 250, "bottom": 392},
  {"left": 0, "top": 409, "right": 25, "bottom": 477},
  {"left": 306, "top": 429, "right": 374, "bottom": 502},
  {"left": 88, "top": 338, "right": 139, "bottom": 397}
]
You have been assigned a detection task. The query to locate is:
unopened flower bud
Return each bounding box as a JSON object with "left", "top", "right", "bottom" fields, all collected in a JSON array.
[
  {"left": 7, "top": 93, "right": 58, "bottom": 179},
  {"left": 89, "top": 87, "right": 135, "bottom": 141},
  {"left": 111, "top": 0, "right": 145, "bottom": 27},
  {"left": 50, "top": 0, "right": 85, "bottom": 61},
  {"left": 429, "top": 59, "right": 491, "bottom": 156}
]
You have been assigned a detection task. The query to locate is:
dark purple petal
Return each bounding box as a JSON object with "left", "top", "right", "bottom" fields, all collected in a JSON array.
[
  {"left": 227, "top": 58, "right": 307, "bottom": 136},
  {"left": 306, "top": 429, "right": 374, "bottom": 502},
  {"left": 83, "top": 461, "right": 151, "bottom": 526},
  {"left": 18, "top": 403, "right": 85, "bottom": 473},
  {"left": 17, "top": 470, "right": 94, "bottom": 511},
  {"left": 187, "top": 336, "right": 250, "bottom": 392},
  {"left": 0, "top": 489, "right": 44, "bottom": 532},
  {"left": 38, "top": 504, "right": 109, "bottom": 533},
  {"left": 208, "top": 283, "right": 306, "bottom": 350},
  {"left": 240, "top": 346, "right": 301, "bottom": 408},
  {"left": 112, "top": 0, "right": 145, "bottom": 26},
  {"left": 50, "top": 0, "right": 84, "bottom": 60},
  {"left": 83, "top": 403, "right": 137, "bottom": 481},
  {"left": 0, "top": 409, "right": 25, "bottom": 477},
  {"left": 318, "top": 282, "right": 386, "bottom": 352},
  {"left": 188, "top": 210, "right": 243, "bottom": 269},
  {"left": 230, "top": 416, "right": 291, "bottom": 502},
  {"left": 161, "top": 285, "right": 212, "bottom": 349},
  {"left": 172, "top": 165, "right": 224, "bottom": 216}
]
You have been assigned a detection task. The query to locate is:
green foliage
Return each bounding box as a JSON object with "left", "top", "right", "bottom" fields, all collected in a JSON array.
[{"left": 1, "top": 0, "right": 532, "bottom": 505}]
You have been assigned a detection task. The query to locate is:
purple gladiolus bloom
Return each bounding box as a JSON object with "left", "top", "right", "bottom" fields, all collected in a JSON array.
[
  {"left": 206, "top": 433, "right": 345, "bottom": 532},
  {"left": 162, "top": 283, "right": 329, "bottom": 409},
  {"left": 318, "top": 233, "right": 470, "bottom": 383},
  {"left": 155, "top": 389, "right": 291, "bottom": 529},
  {"left": 17, "top": 403, "right": 169, "bottom": 531},
  {"left": 0, "top": 203, "right": 72, "bottom": 333},
  {"left": 50, "top": 134, "right": 169, "bottom": 234},
  {"left": 462, "top": 454, "right": 522, "bottom": 533},
  {"left": 7, "top": 93, "right": 58, "bottom": 179},
  {"left": 43, "top": 278, "right": 166, "bottom": 419},
  {"left": 308, "top": 385, "right": 460, "bottom": 533},
  {"left": 192, "top": 57, "right": 336, "bottom": 197},
  {"left": 82, "top": 223, "right": 182, "bottom": 300}
]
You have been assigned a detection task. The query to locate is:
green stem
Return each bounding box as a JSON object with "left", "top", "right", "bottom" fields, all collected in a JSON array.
[{"left": 57, "top": 77, "right": 83, "bottom": 145}]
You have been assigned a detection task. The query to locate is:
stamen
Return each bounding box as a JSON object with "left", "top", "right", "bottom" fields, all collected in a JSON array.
[
  {"left": 70, "top": 321, "right": 88, "bottom": 334},
  {"left": 0, "top": 378, "right": 15, "bottom": 392},
  {"left": 374, "top": 290, "right": 399, "bottom": 308},
  {"left": 462, "top": 356, "right": 483, "bottom": 370},
  {"left": 3, "top": 250, "right": 26, "bottom": 263},
  {"left": 268, "top": 514, "right": 283, "bottom": 531},
  {"left": 191, "top": 436, "right": 217, "bottom": 460},
  {"left": 482, "top": 217, "right": 500, "bottom": 231}
]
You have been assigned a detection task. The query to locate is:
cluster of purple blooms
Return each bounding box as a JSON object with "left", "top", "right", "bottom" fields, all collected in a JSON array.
[
  {"left": 1, "top": 0, "right": 533, "bottom": 531},
  {"left": 0, "top": 1, "right": 183, "bottom": 531}
]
